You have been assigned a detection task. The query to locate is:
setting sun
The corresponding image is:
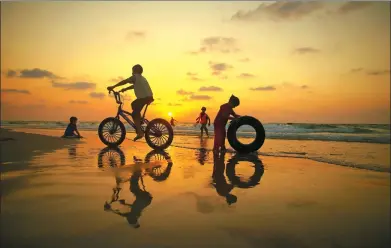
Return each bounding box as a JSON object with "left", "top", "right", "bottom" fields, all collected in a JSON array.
[{"left": 168, "top": 112, "right": 172, "bottom": 117}]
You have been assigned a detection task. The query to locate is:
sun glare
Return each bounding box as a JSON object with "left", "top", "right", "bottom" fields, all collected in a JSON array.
[{"left": 168, "top": 112, "right": 172, "bottom": 117}]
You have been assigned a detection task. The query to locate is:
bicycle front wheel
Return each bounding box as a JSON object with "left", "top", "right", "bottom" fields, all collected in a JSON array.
[
  {"left": 145, "top": 118, "right": 173, "bottom": 150},
  {"left": 98, "top": 117, "right": 126, "bottom": 147}
]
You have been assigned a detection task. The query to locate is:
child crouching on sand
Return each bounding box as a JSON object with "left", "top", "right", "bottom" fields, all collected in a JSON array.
[
  {"left": 62, "top": 116, "right": 82, "bottom": 138},
  {"left": 213, "top": 95, "right": 240, "bottom": 152}
]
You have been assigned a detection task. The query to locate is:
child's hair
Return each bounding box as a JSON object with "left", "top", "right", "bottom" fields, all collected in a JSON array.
[
  {"left": 70, "top": 116, "right": 78, "bottom": 123},
  {"left": 132, "top": 64, "right": 143, "bottom": 74},
  {"left": 229, "top": 95, "right": 240, "bottom": 107}
]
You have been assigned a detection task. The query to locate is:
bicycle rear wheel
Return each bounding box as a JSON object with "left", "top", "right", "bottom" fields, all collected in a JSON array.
[
  {"left": 145, "top": 118, "right": 173, "bottom": 150},
  {"left": 98, "top": 117, "right": 126, "bottom": 147}
]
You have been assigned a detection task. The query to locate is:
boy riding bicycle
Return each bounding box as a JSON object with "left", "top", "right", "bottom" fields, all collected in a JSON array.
[{"left": 107, "top": 64, "right": 153, "bottom": 141}]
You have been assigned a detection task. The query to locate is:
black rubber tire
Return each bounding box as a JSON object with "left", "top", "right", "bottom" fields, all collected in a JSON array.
[
  {"left": 97, "top": 147, "right": 126, "bottom": 168},
  {"left": 144, "top": 150, "right": 173, "bottom": 182},
  {"left": 145, "top": 118, "right": 174, "bottom": 150},
  {"left": 227, "top": 116, "right": 265, "bottom": 153},
  {"left": 226, "top": 153, "right": 264, "bottom": 188},
  {"left": 98, "top": 117, "right": 126, "bottom": 147}
]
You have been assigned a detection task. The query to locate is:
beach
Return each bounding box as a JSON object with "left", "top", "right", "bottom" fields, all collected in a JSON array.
[{"left": 1, "top": 128, "right": 390, "bottom": 248}]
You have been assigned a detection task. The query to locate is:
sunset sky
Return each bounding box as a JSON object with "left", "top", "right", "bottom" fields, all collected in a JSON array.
[{"left": 1, "top": 1, "right": 390, "bottom": 124}]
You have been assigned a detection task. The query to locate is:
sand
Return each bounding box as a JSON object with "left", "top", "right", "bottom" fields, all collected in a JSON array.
[{"left": 0, "top": 128, "right": 390, "bottom": 248}]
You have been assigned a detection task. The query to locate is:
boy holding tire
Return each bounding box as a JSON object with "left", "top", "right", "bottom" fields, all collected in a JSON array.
[{"left": 213, "top": 95, "right": 240, "bottom": 152}]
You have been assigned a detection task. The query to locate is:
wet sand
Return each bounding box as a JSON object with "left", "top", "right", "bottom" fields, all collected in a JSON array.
[{"left": 1, "top": 128, "right": 390, "bottom": 248}]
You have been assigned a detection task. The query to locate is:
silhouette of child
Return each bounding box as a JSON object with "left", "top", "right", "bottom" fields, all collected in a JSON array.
[
  {"left": 107, "top": 64, "right": 154, "bottom": 141},
  {"left": 62, "top": 116, "right": 82, "bottom": 138},
  {"left": 213, "top": 95, "right": 240, "bottom": 152},
  {"left": 195, "top": 107, "right": 211, "bottom": 137},
  {"left": 170, "top": 117, "right": 177, "bottom": 126}
]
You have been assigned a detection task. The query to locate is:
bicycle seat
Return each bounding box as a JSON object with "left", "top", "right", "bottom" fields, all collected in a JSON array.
[{"left": 146, "top": 97, "right": 154, "bottom": 105}]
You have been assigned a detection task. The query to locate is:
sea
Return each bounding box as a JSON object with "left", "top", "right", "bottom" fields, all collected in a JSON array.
[
  {"left": 1, "top": 120, "right": 390, "bottom": 173},
  {"left": 1, "top": 121, "right": 389, "bottom": 144}
]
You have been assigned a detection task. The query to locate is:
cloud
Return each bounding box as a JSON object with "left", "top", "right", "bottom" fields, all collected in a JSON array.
[
  {"left": 190, "top": 94, "right": 212, "bottom": 100},
  {"left": 5, "top": 68, "right": 61, "bottom": 79},
  {"left": 338, "top": 2, "right": 373, "bottom": 14},
  {"left": 126, "top": 31, "right": 145, "bottom": 41},
  {"left": 5, "top": 70, "right": 17, "bottom": 77},
  {"left": 231, "top": 2, "right": 324, "bottom": 21},
  {"left": 89, "top": 92, "right": 106, "bottom": 99},
  {"left": 350, "top": 68, "right": 363, "bottom": 73},
  {"left": 281, "top": 82, "right": 309, "bottom": 90},
  {"left": 69, "top": 100, "right": 88, "bottom": 104},
  {"left": 250, "top": 86, "right": 276, "bottom": 91},
  {"left": 348, "top": 68, "right": 390, "bottom": 76},
  {"left": 108, "top": 93, "right": 132, "bottom": 101},
  {"left": 294, "top": 47, "right": 320, "bottom": 54},
  {"left": 177, "top": 89, "right": 194, "bottom": 96},
  {"left": 1, "top": 88, "right": 31, "bottom": 94},
  {"left": 238, "top": 73, "right": 255, "bottom": 79},
  {"left": 199, "top": 86, "right": 223, "bottom": 92},
  {"left": 367, "top": 70, "right": 390, "bottom": 76},
  {"left": 168, "top": 103, "right": 182, "bottom": 107},
  {"left": 189, "top": 36, "right": 240, "bottom": 54},
  {"left": 186, "top": 72, "right": 203, "bottom": 81},
  {"left": 110, "top": 76, "right": 124, "bottom": 82},
  {"left": 239, "top": 58, "right": 250, "bottom": 62},
  {"left": 209, "top": 61, "right": 233, "bottom": 76},
  {"left": 52, "top": 81, "right": 96, "bottom": 90}
]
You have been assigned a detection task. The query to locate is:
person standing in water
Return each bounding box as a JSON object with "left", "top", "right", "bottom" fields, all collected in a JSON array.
[
  {"left": 195, "top": 107, "right": 211, "bottom": 138},
  {"left": 170, "top": 117, "right": 177, "bottom": 127}
]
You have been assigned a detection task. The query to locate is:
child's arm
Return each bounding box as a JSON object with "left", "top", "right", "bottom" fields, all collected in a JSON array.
[
  {"left": 228, "top": 109, "right": 240, "bottom": 120},
  {"left": 120, "top": 85, "right": 134, "bottom": 92},
  {"left": 195, "top": 116, "right": 200, "bottom": 123},
  {"left": 108, "top": 76, "right": 135, "bottom": 90},
  {"left": 75, "top": 128, "right": 82, "bottom": 137}
]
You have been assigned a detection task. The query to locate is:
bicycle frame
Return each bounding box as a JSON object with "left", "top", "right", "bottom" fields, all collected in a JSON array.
[{"left": 111, "top": 91, "right": 150, "bottom": 130}]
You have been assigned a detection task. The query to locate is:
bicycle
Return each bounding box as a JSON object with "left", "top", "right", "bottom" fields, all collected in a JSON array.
[{"left": 98, "top": 90, "right": 174, "bottom": 150}]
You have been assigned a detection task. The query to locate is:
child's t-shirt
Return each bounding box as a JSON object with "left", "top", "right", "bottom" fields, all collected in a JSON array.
[
  {"left": 64, "top": 123, "right": 77, "bottom": 136},
  {"left": 131, "top": 74, "right": 153, "bottom": 99},
  {"left": 214, "top": 103, "right": 236, "bottom": 126},
  {"left": 198, "top": 113, "right": 209, "bottom": 124}
]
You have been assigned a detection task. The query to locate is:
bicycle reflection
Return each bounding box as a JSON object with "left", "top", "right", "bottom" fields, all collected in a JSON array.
[{"left": 97, "top": 147, "right": 173, "bottom": 228}]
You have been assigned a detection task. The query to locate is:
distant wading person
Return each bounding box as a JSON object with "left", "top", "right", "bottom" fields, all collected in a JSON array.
[
  {"left": 195, "top": 107, "right": 211, "bottom": 138},
  {"left": 107, "top": 64, "right": 153, "bottom": 141},
  {"left": 170, "top": 117, "right": 177, "bottom": 127}
]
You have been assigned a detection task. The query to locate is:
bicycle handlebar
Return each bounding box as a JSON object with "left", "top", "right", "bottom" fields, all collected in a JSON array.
[{"left": 108, "top": 90, "right": 122, "bottom": 104}]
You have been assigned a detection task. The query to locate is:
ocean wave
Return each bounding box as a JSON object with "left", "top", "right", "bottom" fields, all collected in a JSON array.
[{"left": 1, "top": 121, "right": 390, "bottom": 144}]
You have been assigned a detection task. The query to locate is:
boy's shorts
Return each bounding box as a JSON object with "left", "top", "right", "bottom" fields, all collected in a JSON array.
[{"left": 131, "top": 97, "right": 154, "bottom": 116}]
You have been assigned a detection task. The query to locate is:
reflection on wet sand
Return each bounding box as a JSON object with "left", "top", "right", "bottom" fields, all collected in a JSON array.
[
  {"left": 195, "top": 137, "right": 210, "bottom": 165},
  {"left": 186, "top": 151, "right": 265, "bottom": 214},
  {"left": 212, "top": 151, "right": 237, "bottom": 205},
  {"left": 68, "top": 145, "right": 76, "bottom": 158},
  {"left": 98, "top": 147, "right": 173, "bottom": 228}
]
